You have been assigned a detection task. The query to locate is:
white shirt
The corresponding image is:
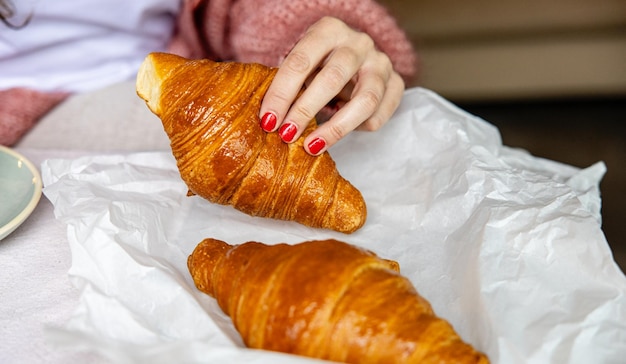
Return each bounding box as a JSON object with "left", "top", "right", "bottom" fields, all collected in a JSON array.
[{"left": 0, "top": 0, "right": 180, "bottom": 92}]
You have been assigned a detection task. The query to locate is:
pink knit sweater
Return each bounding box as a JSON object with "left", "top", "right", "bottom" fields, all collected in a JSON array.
[{"left": 0, "top": 0, "right": 417, "bottom": 146}]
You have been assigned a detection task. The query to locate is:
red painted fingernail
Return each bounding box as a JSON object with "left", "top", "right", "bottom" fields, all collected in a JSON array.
[
  {"left": 260, "top": 112, "right": 277, "bottom": 132},
  {"left": 307, "top": 137, "right": 326, "bottom": 155},
  {"left": 278, "top": 122, "right": 298, "bottom": 142}
]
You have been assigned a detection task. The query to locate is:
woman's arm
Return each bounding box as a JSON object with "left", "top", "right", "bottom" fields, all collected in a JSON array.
[
  {"left": 172, "top": 0, "right": 417, "bottom": 155},
  {"left": 259, "top": 16, "right": 407, "bottom": 155}
]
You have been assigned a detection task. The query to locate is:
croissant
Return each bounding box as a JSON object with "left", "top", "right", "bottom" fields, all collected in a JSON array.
[
  {"left": 188, "top": 238, "right": 490, "bottom": 364},
  {"left": 136, "top": 52, "right": 366, "bottom": 233}
]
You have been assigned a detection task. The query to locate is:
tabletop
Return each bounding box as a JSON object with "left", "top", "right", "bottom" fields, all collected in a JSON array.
[
  {"left": 3, "top": 84, "right": 625, "bottom": 364},
  {"left": 1, "top": 150, "right": 108, "bottom": 364},
  {"left": 0, "top": 80, "right": 197, "bottom": 363}
]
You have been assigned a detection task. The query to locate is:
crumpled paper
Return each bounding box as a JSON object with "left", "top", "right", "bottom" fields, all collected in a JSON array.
[{"left": 42, "top": 88, "right": 626, "bottom": 363}]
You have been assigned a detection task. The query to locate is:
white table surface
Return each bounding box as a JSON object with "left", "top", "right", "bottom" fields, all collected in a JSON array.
[
  {"left": 2, "top": 81, "right": 169, "bottom": 363},
  {"left": 1, "top": 150, "right": 109, "bottom": 364},
  {"left": 3, "top": 84, "right": 624, "bottom": 363}
]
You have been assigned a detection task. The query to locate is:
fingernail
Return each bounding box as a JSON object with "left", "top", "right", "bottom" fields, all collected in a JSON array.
[
  {"left": 260, "top": 112, "right": 277, "bottom": 132},
  {"left": 278, "top": 122, "right": 298, "bottom": 142},
  {"left": 307, "top": 137, "right": 326, "bottom": 155}
]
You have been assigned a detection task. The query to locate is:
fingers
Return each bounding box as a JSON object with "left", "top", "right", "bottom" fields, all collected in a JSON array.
[
  {"left": 259, "top": 17, "right": 405, "bottom": 156},
  {"left": 259, "top": 17, "right": 347, "bottom": 133},
  {"left": 276, "top": 43, "right": 370, "bottom": 143},
  {"left": 355, "top": 72, "right": 404, "bottom": 132},
  {"left": 305, "top": 64, "right": 404, "bottom": 156}
]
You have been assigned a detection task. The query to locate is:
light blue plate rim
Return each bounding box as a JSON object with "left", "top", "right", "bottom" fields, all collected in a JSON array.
[{"left": 0, "top": 145, "right": 42, "bottom": 240}]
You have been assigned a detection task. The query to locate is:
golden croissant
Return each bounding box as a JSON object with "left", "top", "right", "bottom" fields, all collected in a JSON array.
[
  {"left": 136, "top": 52, "right": 366, "bottom": 233},
  {"left": 188, "top": 238, "right": 490, "bottom": 363}
]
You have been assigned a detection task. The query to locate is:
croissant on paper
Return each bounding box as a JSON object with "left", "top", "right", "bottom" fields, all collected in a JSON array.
[
  {"left": 136, "top": 52, "right": 366, "bottom": 233},
  {"left": 188, "top": 238, "right": 490, "bottom": 364}
]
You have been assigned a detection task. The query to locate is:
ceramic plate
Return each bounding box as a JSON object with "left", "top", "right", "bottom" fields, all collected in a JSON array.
[{"left": 0, "top": 146, "right": 42, "bottom": 240}]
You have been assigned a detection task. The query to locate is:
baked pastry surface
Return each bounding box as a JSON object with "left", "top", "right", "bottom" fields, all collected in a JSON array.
[
  {"left": 188, "top": 238, "right": 490, "bottom": 363},
  {"left": 136, "top": 52, "right": 367, "bottom": 233}
]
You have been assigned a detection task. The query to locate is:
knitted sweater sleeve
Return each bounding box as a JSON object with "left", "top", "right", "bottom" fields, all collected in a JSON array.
[
  {"left": 169, "top": 0, "right": 418, "bottom": 83},
  {"left": 0, "top": 88, "right": 68, "bottom": 146}
]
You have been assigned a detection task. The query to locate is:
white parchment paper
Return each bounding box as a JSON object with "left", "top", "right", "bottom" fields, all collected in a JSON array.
[{"left": 41, "top": 88, "right": 626, "bottom": 363}]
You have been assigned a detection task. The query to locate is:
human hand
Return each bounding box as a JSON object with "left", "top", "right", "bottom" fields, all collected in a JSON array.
[{"left": 258, "top": 16, "right": 405, "bottom": 156}]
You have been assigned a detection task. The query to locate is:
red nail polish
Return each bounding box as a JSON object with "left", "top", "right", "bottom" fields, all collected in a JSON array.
[
  {"left": 279, "top": 123, "right": 297, "bottom": 142},
  {"left": 260, "top": 112, "right": 277, "bottom": 132},
  {"left": 307, "top": 137, "right": 326, "bottom": 155}
]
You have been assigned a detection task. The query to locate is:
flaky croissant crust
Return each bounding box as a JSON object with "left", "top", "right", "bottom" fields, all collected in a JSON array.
[
  {"left": 188, "top": 238, "right": 490, "bottom": 364},
  {"left": 136, "top": 53, "right": 366, "bottom": 233}
]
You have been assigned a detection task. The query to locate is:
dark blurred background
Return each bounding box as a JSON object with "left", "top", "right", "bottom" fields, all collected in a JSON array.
[{"left": 380, "top": 0, "right": 626, "bottom": 272}]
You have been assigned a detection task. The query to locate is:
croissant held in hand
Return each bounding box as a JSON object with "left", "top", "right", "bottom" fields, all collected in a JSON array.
[
  {"left": 136, "top": 53, "right": 366, "bottom": 233},
  {"left": 188, "top": 238, "right": 489, "bottom": 364}
]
